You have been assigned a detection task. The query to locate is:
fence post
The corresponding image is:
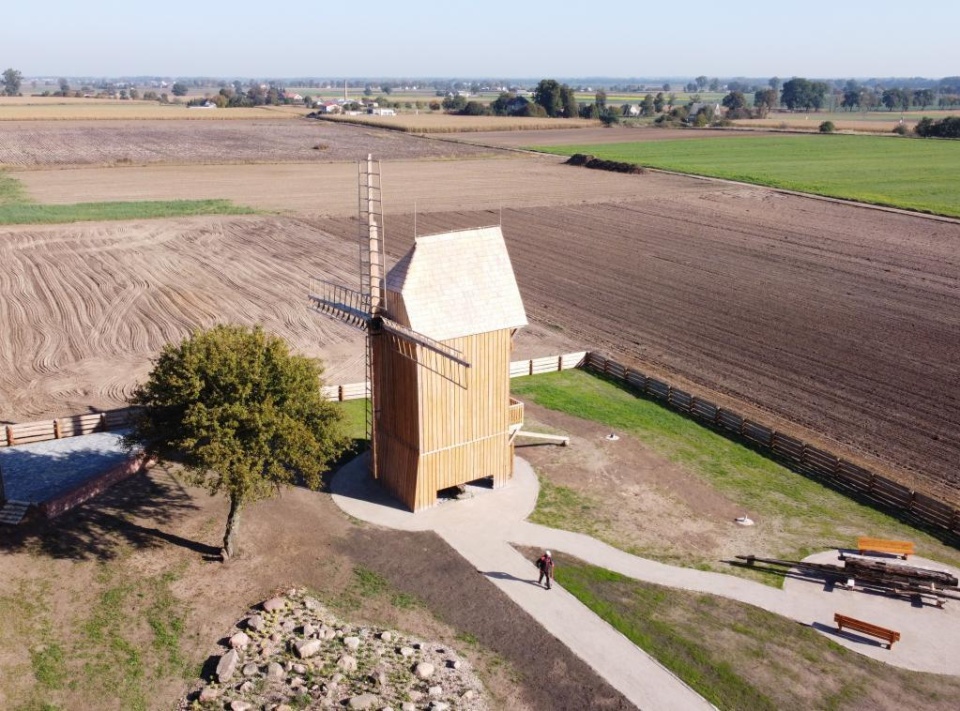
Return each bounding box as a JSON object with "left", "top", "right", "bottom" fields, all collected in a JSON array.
[
  {"left": 99, "top": 413, "right": 107, "bottom": 431},
  {"left": 6, "top": 425, "right": 14, "bottom": 446},
  {"left": 54, "top": 419, "right": 62, "bottom": 439}
]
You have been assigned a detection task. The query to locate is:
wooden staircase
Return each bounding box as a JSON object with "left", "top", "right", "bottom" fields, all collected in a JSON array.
[{"left": 0, "top": 500, "right": 30, "bottom": 526}]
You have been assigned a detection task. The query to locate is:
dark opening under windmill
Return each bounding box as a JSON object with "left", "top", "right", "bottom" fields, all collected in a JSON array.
[{"left": 310, "top": 156, "right": 529, "bottom": 511}]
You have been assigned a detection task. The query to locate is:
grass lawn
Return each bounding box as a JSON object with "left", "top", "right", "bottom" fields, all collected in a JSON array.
[
  {"left": 532, "top": 134, "right": 960, "bottom": 217},
  {"left": 0, "top": 172, "right": 255, "bottom": 225},
  {"left": 551, "top": 554, "right": 960, "bottom": 711},
  {"left": 511, "top": 370, "right": 960, "bottom": 577}
]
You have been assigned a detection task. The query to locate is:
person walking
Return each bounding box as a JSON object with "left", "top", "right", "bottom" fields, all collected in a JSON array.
[{"left": 536, "top": 550, "right": 555, "bottom": 589}]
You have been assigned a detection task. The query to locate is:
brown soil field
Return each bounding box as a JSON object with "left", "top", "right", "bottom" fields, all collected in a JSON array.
[
  {"left": 444, "top": 126, "right": 779, "bottom": 148},
  {"left": 0, "top": 100, "right": 309, "bottom": 121},
  {"left": 318, "top": 114, "right": 598, "bottom": 133},
  {"left": 11, "top": 155, "right": 705, "bottom": 215},
  {"left": 0, "top": 119, "right": 492, "bottom": 168},
  {"left": 0, "top": 214, "right": 576, "bottom": 420},
  {"left": 306, "top": 172, "right": 960, "bottom": 501},
  {"left": 2, "top": 128, "right": 958, "bottom": 501}
]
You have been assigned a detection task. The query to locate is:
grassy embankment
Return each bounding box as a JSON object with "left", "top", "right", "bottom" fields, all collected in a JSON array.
[
  {"left": 533, "top": 134, "right": 960, "bottom": 218},
  {"left": 0, "top": 172, "right": 255, "bottom": 225},
  {"left": 553, "top": 555, "right": 960, "bottom": 710},
  {"left": 511, "top": 370, "right": 960, "bottom": 577}
]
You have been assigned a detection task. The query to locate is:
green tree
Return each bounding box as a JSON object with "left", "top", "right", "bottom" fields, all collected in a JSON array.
[
  {"left": 912, "top": 89, "right": 935, "bottom": 109},
  {"left": 533, "top": 79, "right": 562, "bottom": 117},
  {"left": 125, "top": 325, "right": 349, "bottom": 559},
  {"left": 781, "top": 78, "right": 827, "bottom": 111},
  {"left": 882, "top": 88, "right": 909, "bottom": 111},
  {"left": 171, "top": 82, "right": 189, "bottom": 97},
  {"left": 560, "top": 84, "right": 578, "bottom": 118},
  {"left": 695, "top": 75, "right": 708, "bottom": 92},
  {"left": 3, "top": 68, "right": 23, "bottom": 96},
  {"left": 722, "top": 90, "right": 747, "bottom": 111},
  {"left": 653, "top": 92, "right": 665, "bottom": 113},
  {"left": 58, "top": 78, "right": 70, "bottom": 95},
  {"left": 708, "top": 77, "right": 720, "bottom": 92},
  {"left": 753, "top": 88, "right": 778, "bottom": 117},
  {"left": 594, "top": 89, "right": 607, "bottom": 109},
  {"left": 841, "top": 80, "right": 861, "bottom": 111},
  {"left": 641, "top": 93, "right": 655, "bottom": 116}
]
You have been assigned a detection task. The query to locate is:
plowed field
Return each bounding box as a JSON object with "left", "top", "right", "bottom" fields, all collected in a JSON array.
[
  {"left": 309, "top": 177, "right": 960, "bottom": 501},
  {"left": 0, "top": 215, "right": 575, "bottom": 421},
  {"left": 0, "top": 119, "right": 492, "bottom": 168},
  {"left": 1, "top": 120, "right": 957, "bottom": 501}
]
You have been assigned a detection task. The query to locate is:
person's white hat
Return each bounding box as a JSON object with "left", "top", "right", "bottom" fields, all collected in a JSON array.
[{"left": 545, "top": 550, "right": 551, "bottom": 556}]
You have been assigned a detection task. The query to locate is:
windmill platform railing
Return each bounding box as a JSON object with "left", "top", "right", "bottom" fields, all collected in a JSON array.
[{"left": 308, "top": 279, "right": 371, "bottom": 329}]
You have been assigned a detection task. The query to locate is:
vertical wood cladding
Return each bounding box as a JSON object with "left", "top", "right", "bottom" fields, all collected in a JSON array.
[{"left": 373, "top": 328, "right": 516, "bottom": 511}]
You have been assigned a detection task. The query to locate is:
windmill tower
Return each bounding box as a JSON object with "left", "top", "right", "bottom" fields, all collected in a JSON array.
[{"left": 311, "top": 156, "right": 527, "bottom": 511}]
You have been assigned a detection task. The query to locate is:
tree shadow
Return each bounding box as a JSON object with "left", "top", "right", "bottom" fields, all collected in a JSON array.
[{"left": 1, "top": 461, "right": 211, "bottom": 561}]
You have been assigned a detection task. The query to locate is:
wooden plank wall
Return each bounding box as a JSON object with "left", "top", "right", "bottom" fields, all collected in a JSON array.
[
  {"left": 583, "top": 352, "right": 960, "bottom": 538},
  {"left": 373, "top": 329, "right": 517, "bottom": 511},
  {"left": 2, "top": 407, "right": 138, "bottom": 448}
]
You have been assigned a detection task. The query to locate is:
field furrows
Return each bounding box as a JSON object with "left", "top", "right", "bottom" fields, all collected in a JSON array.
[
  {"left": 316, "top": 192, "right": 960, "bottom": 499},
  {"left": 0, "top": 119, "right": 492, "bottom": 168},
  {"left": 0, "top": 216, "right": 364, "bottom": 419}
]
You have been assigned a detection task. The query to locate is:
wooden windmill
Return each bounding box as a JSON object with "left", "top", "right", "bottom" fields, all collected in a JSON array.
[{"left": 310, "top": 156, "right": 528, "bottom": 511}]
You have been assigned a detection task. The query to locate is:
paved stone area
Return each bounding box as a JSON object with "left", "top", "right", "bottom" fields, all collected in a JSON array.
[
  {"left": 0, "top": 431, "right": 129, "bottom": 503},
  {"left": 332, "top": 455, "right": 960, "bottom": 708}
]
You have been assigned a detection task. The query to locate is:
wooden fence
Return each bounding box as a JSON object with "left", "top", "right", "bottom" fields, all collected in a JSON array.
[
  {"left": 583, "top": 352, "right": 960, "bottom": 539},
  {"left": 1, "top": 408, "right": 138, "bottom": 449},
  {"left": 322, "top": 351, "right": 588, "bottom": 402},
  {"left": 6, "top": 348, "right": 956, "bottom": 542}
]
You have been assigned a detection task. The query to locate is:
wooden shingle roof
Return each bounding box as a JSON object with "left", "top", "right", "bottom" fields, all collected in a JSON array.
[{"left": 386, "top": 226, "right": 527, "bottom": 341}]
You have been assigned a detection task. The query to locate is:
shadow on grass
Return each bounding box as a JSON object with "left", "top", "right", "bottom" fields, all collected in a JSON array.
[{"left": 0, "top": 464, "right": 212, "bottom": 561}]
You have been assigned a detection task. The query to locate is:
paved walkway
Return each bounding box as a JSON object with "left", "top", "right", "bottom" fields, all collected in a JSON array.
[{"left": 332, "top": 456, "right": 960, "bottom": 709}]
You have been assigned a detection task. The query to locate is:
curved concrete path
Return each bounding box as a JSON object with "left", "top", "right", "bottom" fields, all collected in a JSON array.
[{"left": 332, "top": 456, "right": 960, "bottom": 708}]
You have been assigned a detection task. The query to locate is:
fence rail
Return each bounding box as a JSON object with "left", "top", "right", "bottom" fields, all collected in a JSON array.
[
  {"left": 5, "top": 348, "right": 957, "bottom": 542},
  {"left": 583, "top": 351, "right": 960, "bottom": 539},
  {"left": 325, "top": 351, "right": 588, "bottom": 402},
  {"left": 2, "top": 407, "right": 138, "bottom": 449}
]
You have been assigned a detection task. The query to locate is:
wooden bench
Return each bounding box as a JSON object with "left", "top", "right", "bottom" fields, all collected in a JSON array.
[
  {"left": 834, "top": 613, "right": 901, "bottom": 649},
  {"left": 857, "top": 537, "right": 914, "bottom": 559}
]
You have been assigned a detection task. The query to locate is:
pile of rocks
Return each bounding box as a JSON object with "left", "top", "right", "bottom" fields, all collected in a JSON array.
[{"left": 181, "top": 588, "right": 489, "bottom": 711}]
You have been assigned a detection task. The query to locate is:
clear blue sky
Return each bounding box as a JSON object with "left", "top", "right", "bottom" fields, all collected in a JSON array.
[{"left": 4, "top": 0, "right": 957, "bottom": 79}]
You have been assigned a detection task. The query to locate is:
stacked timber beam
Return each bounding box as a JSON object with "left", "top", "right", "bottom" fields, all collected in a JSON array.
[{"left": 735, "top": 554, "right": 960, "bottom": 607}]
